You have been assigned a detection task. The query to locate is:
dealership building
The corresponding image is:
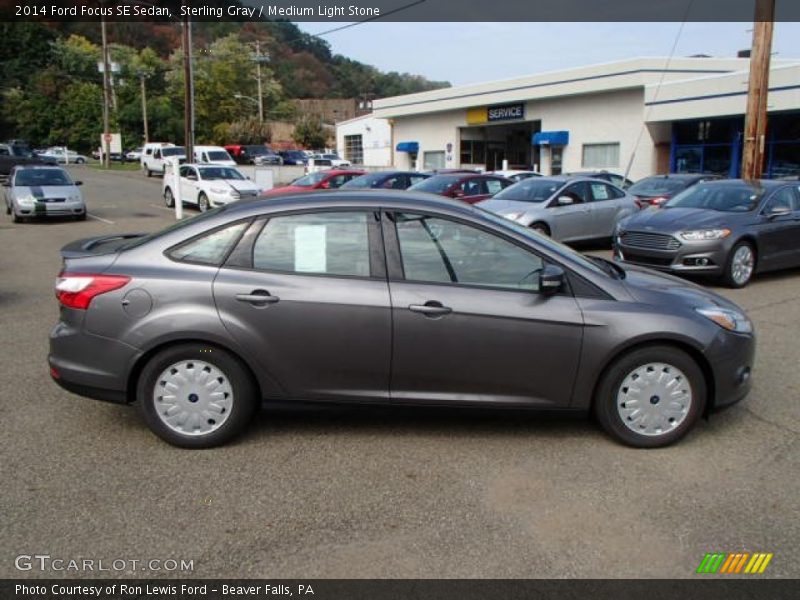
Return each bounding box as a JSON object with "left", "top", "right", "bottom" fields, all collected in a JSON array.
[{"left": 357, "top": 57, "right": 800, "bottom": 180}]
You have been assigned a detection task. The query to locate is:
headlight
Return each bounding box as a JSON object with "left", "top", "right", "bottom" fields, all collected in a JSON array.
[
  {"left": 504, "top": 212, "right": 525, "bottom": 221},
  {"left": 680, "top": 228, "right": 731, "bottom": 241},
  {"left": 696, "top": 307, "right": 752, "bottom": 333},
  {"left": 17, "top": 196, "right": 35, "bottom": 205}
]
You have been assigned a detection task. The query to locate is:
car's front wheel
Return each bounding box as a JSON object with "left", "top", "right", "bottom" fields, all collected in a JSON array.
[
  {"left": 594, "top": 345, "right": 706, "bottom": 448},
  {"left": 721, "top": 241, "right": 755, "bottom": 288},
  {"left": 137, "top": 344, "right": 258, "bottom": 448},
  {"left": 530, "top": 222, "right": 550, "bottom": 236},
  {"left": 164, "top": 187, "right": 175, "bottom": 208},
  {"left": 198, "top": 192, "right": 210, "bottom": 212}
]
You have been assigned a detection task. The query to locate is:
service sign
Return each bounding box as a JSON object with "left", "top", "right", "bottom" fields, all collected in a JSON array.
[{"left": 487, "top": 103, "right": 525, "bottom": 122}]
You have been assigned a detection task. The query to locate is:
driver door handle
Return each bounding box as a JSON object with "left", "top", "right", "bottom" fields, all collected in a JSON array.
[
  {"left": 236, "top": 290, "right": 280, "bottom": 306},
  {"left": 409, "top": 301, "right": 452, "bottom": 317}
]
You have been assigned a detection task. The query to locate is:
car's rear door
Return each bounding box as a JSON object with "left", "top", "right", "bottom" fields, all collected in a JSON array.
[
  {"left": 213, "top": 209, "right": 392, "bottom": 401},
  {"left": 757, "top": 186, "right": 800, "bottom": 269},
  {"left": 588, "top": 182, "right": 628, "bottom": 238},
  {"left": 548, "top": 181, "right": 591, "bottom": 241},
  {"left": 383, "top": 211, "right": 584, "bottom": 406}
]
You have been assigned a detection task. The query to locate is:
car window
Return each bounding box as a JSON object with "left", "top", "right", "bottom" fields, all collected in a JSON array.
[
  {"left": 764, "top": 187, "right": 799, "bottom": 212},
  {"left": 460, "top": 178, "right": 486, "bottom": 196},
  {"left": 589, "top": 183, "right": 611, "bottom": 201},
  {"left": 169, "top": 221, "right": 248, "bottom": 266},
  {"left": 179, "top": 165, "right": 193, "bottom": 178},
  {"left": 15, "top": 169, "right": 71, "bottom": 186},
  {"left": 484, "top": 179, "right": 505, "bottom": 195},
  {"left": 253, "top": 212, "right": 371, "bottom": 277},
  {"left": 394, "top": 213, "right": 544, "bottom": 291},
  {"left": 559, "top": 182, "right": 589, "bottom": 204},
  {"left": 408, "top": 175, "right": 428, "bottom": 186},
  {"left": 382, "top": 176, "right": 405, "bottom": 189}
]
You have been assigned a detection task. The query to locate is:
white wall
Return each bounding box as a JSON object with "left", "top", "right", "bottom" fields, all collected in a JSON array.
[
  {"left": 390, "top": 88, "right": 658, "bottom": 180},
  {"left": 335, "top": 116, "right": 393, "bottom": 167}
]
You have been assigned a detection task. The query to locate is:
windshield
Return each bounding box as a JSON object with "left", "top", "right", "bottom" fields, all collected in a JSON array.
[
  {"left": 472, "top": 205, "right": 610, "bottom": 278},
  {"left": 207, "top": 151, "right": 231, "bottom": 161},
  {"left": 408, "top": 176, "right": 458, "bottom": 194},
  {"left": 291, "top": 171, "right": 329, "bottom": 187},
  {"left": 342, "top": 172, "right": 389, "bottom": 188},
  {"left": 664, "top": 183, "right": 764, "bottom": 212},
  {"left": 628, "top": 177, "right": 688, "bottom": 197},
  {"left": 15, "top": 168, "right": 71, "bottom": 186},
  {"left": 493, "top": 179, "right": 562, "bottom": 203},
  {"left": 199, "top": 167, "right": 245, "bottom": 181},
  {"left": 161, "top": 147, "right": 185, "bottom": 157}
]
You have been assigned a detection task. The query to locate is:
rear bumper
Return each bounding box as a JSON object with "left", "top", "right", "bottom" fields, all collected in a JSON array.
[{"left": 49, "top": 320, "right": 141, "bottom": 404}]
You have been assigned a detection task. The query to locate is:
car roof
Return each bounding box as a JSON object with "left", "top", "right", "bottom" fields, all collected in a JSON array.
[
  {"left": 699, "top": 178, "right": 785, "bottom": 189},
  {"left": 637, "top": 173, "right": 713, "bottom": 181}
]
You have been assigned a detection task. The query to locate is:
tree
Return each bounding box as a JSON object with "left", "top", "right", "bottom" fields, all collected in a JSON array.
[{"left": 292, "top": 114, "right": 328, "bottom": 149}]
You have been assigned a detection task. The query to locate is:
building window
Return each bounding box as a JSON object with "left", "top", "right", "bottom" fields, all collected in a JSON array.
[
  {"left": 582, "top": 143, "right": 620, "bottom": 168},
  {"left": 460, "top": 140, "right": 485, "bottom": 165},
  {"left": 423, "top": 151, "right": 446, "bottom": 170},
  {"left": 344, "top": 135, "right": 363, "bottom": 165}
]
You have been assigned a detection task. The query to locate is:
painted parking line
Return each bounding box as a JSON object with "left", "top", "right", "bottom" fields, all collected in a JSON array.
[{"left": 87, "top": 213, "right": 115, "bottom": 225}]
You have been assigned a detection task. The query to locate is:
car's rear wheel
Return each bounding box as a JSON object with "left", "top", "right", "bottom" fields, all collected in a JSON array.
[
  {"left": 198, "top": 192, "right": 210, "bottom": 212},
  {"left": 531, "top": 222, "right": 550, "bottom": 236},
  {"left": 75, "top": 157, "right": 85, "bottom": 164},
  {"left": 721, "top": 241, "right": 755, "bottom": 288},
  {"left": 137, "top": 344, "right": 258, "bottom": 448},
  {"left": 164, "top": 187, "right": 175, "bottom": 208},
  {"left": 594, "top": 345, "right": 706, "bottom": 448}
]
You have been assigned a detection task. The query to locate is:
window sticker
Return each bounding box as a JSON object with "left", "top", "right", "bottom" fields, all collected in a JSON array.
[
  {"left": 591, "top": 184, "right": 609, "bottom": 200},
  {"left": 294, "top": 225, "right": 327, "bottom": 272}
]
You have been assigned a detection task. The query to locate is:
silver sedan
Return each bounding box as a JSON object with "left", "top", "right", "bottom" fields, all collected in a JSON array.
[
  {"left": 4, "top": 165, "right": 86, "bottom": 222},
  {"left": 478, "top": 176, "right": 639, "bottom": 242}
]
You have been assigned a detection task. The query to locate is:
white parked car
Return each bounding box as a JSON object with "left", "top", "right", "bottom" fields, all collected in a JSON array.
[
  {"left": 40, "top": 147, "right": 88, "bottom": 164},
  {"left": 162, "top": 164, "right": 259, "bottom": 212},
  {"left": 312, "top": 153, "right": 350, "bottom": 168},
  {"left": 141, "top": 143, "right": 185, "bottom": 177},
  {"left": 126, "top": 147, "right": 143, "bottom": 161},
  {"left": 193, "top": 145, "right": 236, "bottom": 167}
]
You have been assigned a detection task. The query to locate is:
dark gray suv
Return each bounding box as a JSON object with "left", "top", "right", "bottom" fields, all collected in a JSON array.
[{"left": 50, "top": 192, "right": 755, "bottom": 448}]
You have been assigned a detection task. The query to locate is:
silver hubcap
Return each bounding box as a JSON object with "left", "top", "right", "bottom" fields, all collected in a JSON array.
[
  {"left": 616, "top": 362, "right": 692, "bottom": 437},
  {"left": 165, "top": 190, "right": 173, "bottom": 205},
  {"left": 153, "top": 360, "right": 233, "bottom": 436},
  {"left": 199, "top": 196, "right": 208, "bottom": 211},
  {"left": 731, "top": 246, "right": 754, "bottom": 285}
]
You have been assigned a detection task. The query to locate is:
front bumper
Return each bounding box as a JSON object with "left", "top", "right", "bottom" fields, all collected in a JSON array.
[
  {"left": 614, "top": 234, "right": 732, "bottom": 276},
  {"left": 16, "top": 200, "right": 85, "bottom": 217},
  {"left": 706, "top": 327, "right": 756, "bottom": 411}
]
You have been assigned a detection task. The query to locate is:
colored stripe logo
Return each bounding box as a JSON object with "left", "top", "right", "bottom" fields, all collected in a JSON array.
[{"left": 696, "top": 552, "right": 773, "bottom": 574}]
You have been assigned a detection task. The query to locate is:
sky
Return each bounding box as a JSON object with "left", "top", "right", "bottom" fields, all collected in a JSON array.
[{"left": 295, "top": 22, "right": 800, "bottom": 86}]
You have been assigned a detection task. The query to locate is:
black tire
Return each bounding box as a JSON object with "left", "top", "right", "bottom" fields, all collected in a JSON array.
[
  {"left": 75, "top": 157, "right": 85, "bottom": 164},
  {"left": 531, "top": 222, "right": 550, "bottom": 236},
  {"left": 198, "top": 192, "right": 210, "bottom": 212},
  {"left": 75, "top": 212, "right": 87, "bottom": 221},
  {"left": 137, "top": 344, "right": 259, "bottom": 448},
  {"left": 720, "top": 241, "right": 756, "bottom": 288},
  {"left": 146, "top": 168, "right": 153, "bottom": 178},
  {"left": 593, "top": 345, "right": 706, "bottom": 448},
  {"left": 164, "top": 187, "right": 175, "bottom": 208},
  {"left": 12, "top": 210, "right": 22, "bottom": 223}
]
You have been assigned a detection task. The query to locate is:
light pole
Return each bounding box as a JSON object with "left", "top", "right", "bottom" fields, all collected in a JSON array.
[
  {"left": 138, "top": 71, "right": 149, "bottom": 144},
  {"left": 250, "top": 41, "right": 270, "bottom": 123},
  {"left": 100, "top": 11, "right": 111, "bottom": 168}
]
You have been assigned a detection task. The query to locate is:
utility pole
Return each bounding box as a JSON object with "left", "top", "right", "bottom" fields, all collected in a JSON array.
[
  {"left": 182, "top": 6, "right": 194, "bottom": 162},
  {"left": 100, "top": 13, "right": 111, "bottom": 168},
  {"left": 139, "top": 72, "right": 149, "bottom": 144},
  {"left": 251, "top": 41, "right": 270, "bottom": 123},
  {"left": 741, "top": 0, "right": 775, "bottom": 180}
]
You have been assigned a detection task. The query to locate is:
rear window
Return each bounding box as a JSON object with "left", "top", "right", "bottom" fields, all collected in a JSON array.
[
  {"left": 207, "top": 151, "right": 232, "bottom": 161},
  {"left": 628, "top": 177, "right": 689, "bottom": 197},
  {"left": 168, "top": 221, "right": 249, "bottom": 265},
  {"left": 408, "top": 176, "right": 459, "bottom": 194},
  {"left": 161, "top": 147, "right": 186, "bottom": 157}
]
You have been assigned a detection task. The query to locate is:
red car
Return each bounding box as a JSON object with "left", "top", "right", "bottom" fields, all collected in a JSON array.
[
  {"left": 262, "top": 169, "right": 365, "bottom": 196},
  {"left": 407, "top": 173, "right": 513, "bottom": 204}
]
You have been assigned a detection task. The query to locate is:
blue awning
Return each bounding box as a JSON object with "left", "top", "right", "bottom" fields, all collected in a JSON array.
[
  {"left": 532, "top": 131, "right": 569, "bottom": 146},
  {"left": 396, "top": 141, "right": 419, "bottom": 153}
]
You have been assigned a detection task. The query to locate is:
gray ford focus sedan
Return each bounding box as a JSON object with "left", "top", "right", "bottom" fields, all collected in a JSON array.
[{"left": 49, "top": 191, "right": 755, "bottom": 448}]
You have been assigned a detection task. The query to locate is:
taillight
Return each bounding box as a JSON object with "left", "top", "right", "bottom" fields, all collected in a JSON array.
[
  {"left": 55, "top": 273, "right": 131, "bottom": 309},
  {"left": 651, "top": 196, "right": 668, "bottom": 206}
]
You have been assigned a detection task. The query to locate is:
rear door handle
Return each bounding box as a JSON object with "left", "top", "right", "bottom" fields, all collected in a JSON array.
[
  {"left": 236, "top": 290, "right": 280, "bottom": 306},
  {"left": 409, "top": 302, "right": 452, "bottom": 317}
]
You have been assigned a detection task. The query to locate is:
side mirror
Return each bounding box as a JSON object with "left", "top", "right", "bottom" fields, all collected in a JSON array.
[
  {"left": 766, "top": 205, "right": 791, "bottom": 219},
  {"left": 538, "top": 265, "right": 565, "bottom": 295},
  {"left": 74, "top": 181, "right": 83, "bottom": 186},
  {"left": 556, "top": 196, "right": 574, "bottom": 206}
]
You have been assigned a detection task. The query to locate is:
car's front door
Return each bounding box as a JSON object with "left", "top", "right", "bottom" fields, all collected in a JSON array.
[
  {"left": 757, "top": 186, "right": 800, "bottom": 270},
  {"left": 179, "top": 165, "right": 198, "bottom": 204},
  {"left": 384, "top": 211, "right": 584, "bottom": 406},
  {"left": 588, "top": 182, "right": 627, "bottom": 238},
  {"left": 213, "top": 210, "right": 392, "bottom": 401},
  {"left": 547, "top": 181, "right": 592, "bottom": 241}
]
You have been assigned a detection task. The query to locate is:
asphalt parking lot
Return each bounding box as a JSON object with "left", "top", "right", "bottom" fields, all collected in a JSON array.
[{"left": 1, "top": 166, "right": 798, "bottom": 579}]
